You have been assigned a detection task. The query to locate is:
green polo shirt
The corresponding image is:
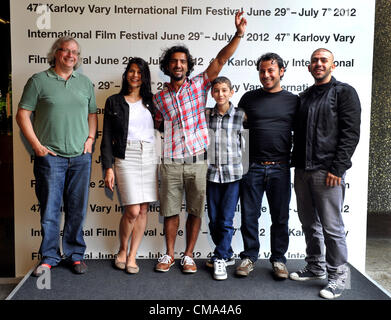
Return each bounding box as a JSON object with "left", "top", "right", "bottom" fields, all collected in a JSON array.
[{"left": 19, "top": 68, "right": 97, "bottom": 157}]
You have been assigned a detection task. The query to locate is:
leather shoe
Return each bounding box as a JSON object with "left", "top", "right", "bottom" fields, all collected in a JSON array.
[
  {"left": 155, "top": 254, "right": 175, "bottom": 272},
  {"left": 125, "top": 265, "right": 139, "bottom": 274},
  {"left": 181, "top": 255, "right": 197, "bottom": 273},
  {"left": 32, "top": 263, "right": 52, "bottom": 277},
  {"left": 272, "top": 262, "right": 289, "bottom": 279},
  {"left": 114, "top": 256, "right": 126, "bottom": 270},
  {"left": 72, "top": 261, "right": 87, "bottom": 274}
]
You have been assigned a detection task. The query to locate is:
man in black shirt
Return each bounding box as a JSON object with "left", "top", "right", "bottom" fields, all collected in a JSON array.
[
  {"left": 290, "top": 48, "right": 361, "bottom": 299},
  {"left": 236, "top": 53, "right": 298, "bottom": 279}
]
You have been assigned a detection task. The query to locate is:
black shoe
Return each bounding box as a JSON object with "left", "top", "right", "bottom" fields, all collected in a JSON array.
[
  {"left": 320, "top": 268, "right": 349, "bottom": 299},
  {"left": 319, "top": 280, "right": 345, "bottom": 299},
  {"left": 72, "top": 261, "right": 88, "bottom": 274},
  {"left": 289, "top": 266, "right": 326, "bottom": 281},
  {"left": 32, "top": 263, "right": 52, "bottom": 277}
]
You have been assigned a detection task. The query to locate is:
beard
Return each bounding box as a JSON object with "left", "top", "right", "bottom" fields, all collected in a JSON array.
[
  {"left": 261, "top": 79, "right": 278, "bottom": 91},
  {"left": 169, "top": 69, "right": 186, "bottom": 81},
  {"left": 171, "top": 74, "right": 184, "bottom": 81},
  {"left": 312, "top": 66, "right": 333, "bottom": 82}
]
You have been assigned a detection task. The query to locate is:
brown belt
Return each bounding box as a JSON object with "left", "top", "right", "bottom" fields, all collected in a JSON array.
[{"left": 259, "top": 161, "right": 285, "bottom": 165}]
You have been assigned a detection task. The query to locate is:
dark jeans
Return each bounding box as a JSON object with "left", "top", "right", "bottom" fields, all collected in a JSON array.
[
  {"left": 207, "top": 180, "right": 240, "bottom": 260},
  {"left": 34, "top": 153, "right": 92, "bottom": 266},
  {"left": 239, "top": 162, "right": 291, "bottom": 263}
]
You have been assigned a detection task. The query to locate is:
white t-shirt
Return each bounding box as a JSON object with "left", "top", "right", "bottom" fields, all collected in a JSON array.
[{"left": 126, "top": 99, "right": 154, "bottom": 143}]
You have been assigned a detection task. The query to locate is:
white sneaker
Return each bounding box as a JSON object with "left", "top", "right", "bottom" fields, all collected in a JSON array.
[
  {"left": 213, "top": 259, "right": 227, "bottom": 280},
  {"left": 206, "top": 256, "right": 235, "bottom": 268}
]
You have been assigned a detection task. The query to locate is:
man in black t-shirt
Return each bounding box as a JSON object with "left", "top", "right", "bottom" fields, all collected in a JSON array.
[{"left": 236, "top": 53, "right": 299, "bottom": 280}]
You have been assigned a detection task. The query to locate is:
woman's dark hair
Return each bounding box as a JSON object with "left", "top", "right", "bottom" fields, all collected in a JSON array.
[
  {"left": 119, "top": 57, "right": 155, "bottom": 112},
  {"left": 159, "top": 45, "right": 195, "bottom": 77},
  {"left": 119, "top": 57, "right": 152, "bottom": 105}
]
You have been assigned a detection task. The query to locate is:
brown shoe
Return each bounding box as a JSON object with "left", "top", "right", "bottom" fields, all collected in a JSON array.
[
  {"left": 181, "top": 255, "right": 197, "bottom": 273},
  {"left": 155, "top": 254, "right": 175, "bottom": 272},
  {"left": 272, "top": 262, "right": 289, "bottom": 279},
  {"left": 235, "top": 258, "right": 255, "bottom": 276}
]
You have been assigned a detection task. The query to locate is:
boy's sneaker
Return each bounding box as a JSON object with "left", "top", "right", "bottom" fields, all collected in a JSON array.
[
  {"left": 235, "top": 258, "right": 255, "bottom": 277},
  {"left": 272, "top": 262, "right": 289, "bottom": 279},
  {"left": 319, "top": 279, "right": 345, "bottom": 299},
  {"left": 206, "top": 256, "right": 235, "bottom": 268},
  {"left": 213, "top": 259, "right": 227, "bottom": 280},
  {"left": 155, "top": 254, "right": 175, "bottom": 272},
  {"left": 289, "top": 266, "right": 326, "bottom": 281}
]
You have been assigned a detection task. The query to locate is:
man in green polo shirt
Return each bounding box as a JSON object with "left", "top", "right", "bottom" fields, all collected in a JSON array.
[{"left": 16, "top": 36, "right": 97, "bottom": 276}]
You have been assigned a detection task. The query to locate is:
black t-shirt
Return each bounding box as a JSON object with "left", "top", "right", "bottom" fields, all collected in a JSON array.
[{"left": 238, "top": 89, "right": 299, "bottom": 162}]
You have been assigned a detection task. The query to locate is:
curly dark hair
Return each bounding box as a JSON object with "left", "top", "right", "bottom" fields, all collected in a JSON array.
[
  {"left": 159, "top": 45, "right": 195, "bottom": 77},
  {"left": 256, "top": 52, "right": 286, "bottom": 79}
]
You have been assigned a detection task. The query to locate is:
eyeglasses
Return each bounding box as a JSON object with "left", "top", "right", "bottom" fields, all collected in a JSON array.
[{"left": 58, "top": 48, "right": 80, "bottom": 56}]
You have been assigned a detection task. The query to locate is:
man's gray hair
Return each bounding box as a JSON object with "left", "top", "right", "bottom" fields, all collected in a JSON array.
[{"left": 47, "top": 36, "right": 82, "bottom": 69}]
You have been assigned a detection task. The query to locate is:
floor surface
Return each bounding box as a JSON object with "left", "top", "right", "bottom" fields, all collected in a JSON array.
[{"left": 1, "top": 214, "right": 390, "bottom": 300}]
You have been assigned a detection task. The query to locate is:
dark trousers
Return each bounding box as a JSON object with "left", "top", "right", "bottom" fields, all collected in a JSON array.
[
  {"left": 239, "top": 162, "right": 291, "bottom": 263},
  {"left": 207, "top": 180, "right": 240, "bottom": 260}
]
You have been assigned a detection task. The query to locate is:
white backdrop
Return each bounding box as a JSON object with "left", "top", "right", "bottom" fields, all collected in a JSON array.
[{"left": 11, "top": 0, "right": 375, "bottom": 276}]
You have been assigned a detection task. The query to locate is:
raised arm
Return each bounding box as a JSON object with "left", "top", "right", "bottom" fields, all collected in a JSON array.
[{"left": 206, "top": 11, "right": 247, "bottom": 81}]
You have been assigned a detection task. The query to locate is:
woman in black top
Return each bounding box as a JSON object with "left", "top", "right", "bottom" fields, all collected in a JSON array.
[{"left": 101, "top": 57, "right": 159, "bottom": 274}]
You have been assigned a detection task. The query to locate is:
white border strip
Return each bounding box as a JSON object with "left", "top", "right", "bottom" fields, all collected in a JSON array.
[
  {"left": 361, "top": 272, "right": 391, "bottom": 298},
  {"left": 5, "top": 265, "right": 35, "bottom": 300}
]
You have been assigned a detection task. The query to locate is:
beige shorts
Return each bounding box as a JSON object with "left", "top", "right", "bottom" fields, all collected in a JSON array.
[{"left": 159, "top": 162, "right": 208, "bottom": 218}]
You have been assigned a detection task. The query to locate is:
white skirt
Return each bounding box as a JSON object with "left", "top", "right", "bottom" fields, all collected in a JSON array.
[{"left": 114, "top": 140, "right": 158, "bottom": 206}]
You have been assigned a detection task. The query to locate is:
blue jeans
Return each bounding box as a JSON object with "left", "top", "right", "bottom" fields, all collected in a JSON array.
[
  {"left": 207, "top": 180, "right": 240, "bottom": 260},
  {"left": 239, "top": 162, "right": 291, "bottom": 263},
  {"left": 34, "top": 153, "right": 92, "bottom": 266}
]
